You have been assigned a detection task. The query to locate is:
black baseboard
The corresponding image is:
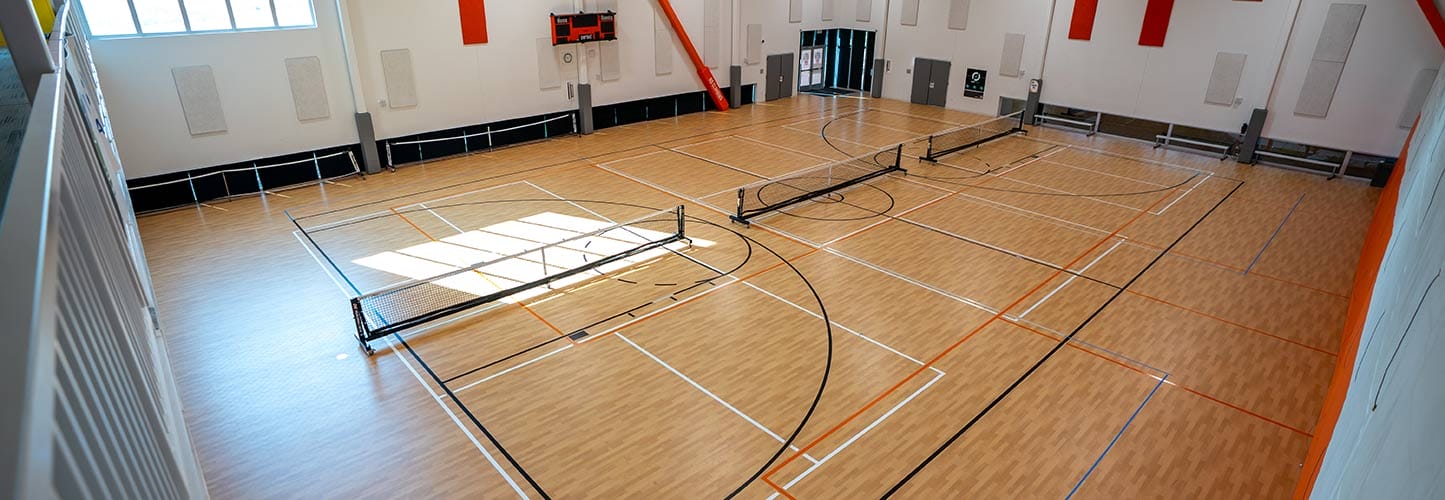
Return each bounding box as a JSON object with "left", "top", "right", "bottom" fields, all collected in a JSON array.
[{"left": 127, "top": 84, "right": 759, "bottom": 214}]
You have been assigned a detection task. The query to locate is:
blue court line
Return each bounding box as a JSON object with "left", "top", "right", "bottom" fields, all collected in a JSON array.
[
  {"left": 1245, "top": 194, "right": 1305, "bottom": 274},
  {"left": 1065, "top": 374, "right": 1169, "bottom": 499}
]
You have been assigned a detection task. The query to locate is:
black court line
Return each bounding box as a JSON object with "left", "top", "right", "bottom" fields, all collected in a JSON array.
[
  {"left": 392, "top": 334, "right": 553, "bottom": 499},
  {"left": 879, "top": 179, "right": 1244, "bottom": 498}
]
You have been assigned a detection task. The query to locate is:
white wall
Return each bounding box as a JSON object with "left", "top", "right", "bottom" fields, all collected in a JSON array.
[
  {"left": 90, "top": 0, "right": 1445, "bottom": 178},
  {"left": 1041, "top": 0, "right": 1294, "bottom": 132},
  {"left": 91, "top": 2, "right": 358, "bottom": 179},
  {"left": 94, "top": 0, "right": 798, "bottom": 178},
  {"left": 348, "top": 0, "right": 740, "bottom": 140},
  {"left": 1263, "top": 0, "right": 1444, "bottom": 157},
  {"left": 879, "top": 0, "right": 1052, "bottom": 116}
]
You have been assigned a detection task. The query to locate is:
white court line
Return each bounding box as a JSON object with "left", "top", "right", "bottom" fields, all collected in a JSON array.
[
  {"left": 822, "top": 248, "right": 999, "bottom": 315},
  {"left": 451, "top": 345, "right": 575, "bottom": 393},
  {"left": 590, "top": 163, "right": 739, "bottom": 215},
  {"left": 1021, "top": 134, "right": 1218, "bottom": 177},
  {"left": 1035, "top": 158, "right": 1170, "bottom": 188},
  {"left": 616, "top": 333, "right": 822, "bottom": 465},
  {"left": 767, "top": 369, "right": 947, "bottom": 498},
  {"left": 663, "top": 146, "right": 771, "bottom": 180},
  {"left": 866, "top": 107, "right": 965, "bottom": 126},
  {"left": 1150, "top": 173, "right": 1213, "bottom": 216},
  {"left": 597, "top": 148, "right": 670, "bottom": 167},
  {"left": 782, "top": 125, "right": 894, "bottom": 151},
  {"left": 293, "top": 231, "right": 355, "bottom": 297},
  {"left": 742, "top": 282, "right": 937, "bottom": 369},
  {"left": 670, "top": 135, "right": 739, "bottom": 150},
  {"left": 305, "top": 180, "right": 534, "bottom": 232},
  {"left": 1009, "top": 317, "right": 1170, "bottom": 381},
  {"left": 384, "top": 337, "right": 531, "bottom": 499},
  {"left": 893, "top": 215, "right": 1074, "bottom": 271},
  {"left": 573, "top": 275, "right": 742, "bottom": 344},
  {"left": 1015, "top": 238, "right": 1126, "bottom": 319},
  {"left": 732, "top": 135, "right": 838, "bottom": 162},
  {"left": 995, "top": 145, "right": 1070, "bottom": 176},
  {"left": 291, "top": 232, "right": 528, "bottom": 499},
  {"left": 818, "top": 189, "right": 955, "bottom": 247}
]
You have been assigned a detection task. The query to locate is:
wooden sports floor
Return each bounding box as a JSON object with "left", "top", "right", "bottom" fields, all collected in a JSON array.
[{"left": 138, "top": 95, "right": 1379, "bottom": 498}]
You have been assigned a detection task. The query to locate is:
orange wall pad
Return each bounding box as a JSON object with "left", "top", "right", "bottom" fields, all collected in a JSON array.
[{"left": 1293, "top": 119, "right": 1416, "bottom": 499}]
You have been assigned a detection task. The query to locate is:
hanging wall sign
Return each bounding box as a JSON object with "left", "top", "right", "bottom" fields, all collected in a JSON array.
[{"left": 964, "top": 68, "right": 987, "bottom": 99}]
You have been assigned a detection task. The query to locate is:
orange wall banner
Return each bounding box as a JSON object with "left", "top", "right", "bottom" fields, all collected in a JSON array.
[{"left": 459, "top": 0, "right": 488, "bottom": 45}]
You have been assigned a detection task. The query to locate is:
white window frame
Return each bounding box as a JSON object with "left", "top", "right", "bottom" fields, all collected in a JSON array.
[{"left": 83, "top": 0, "right": 317, "bottom": 38}]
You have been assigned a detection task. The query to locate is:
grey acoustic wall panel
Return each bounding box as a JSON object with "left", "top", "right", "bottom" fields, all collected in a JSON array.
[
  {"left": 1296, "top": 60, "right": 1346, "bottom": 117},
  {"left": 655, "top": 12, "right": 674, "bottom": 75},
  {"left": 790, "top": 0, "right": 802, "bottom": 23},
  {"left": 171, "top": 65, "right": 227, "bottom": 135},
  {"left": 1400, "top": 69, "right": 1439, "bottom": 128},
  {"left": 1295, "top": 4, "right": 1364, "bottom": 118},
  {"left": 948, "top": 0, "right": 970, "bottom": 30},
  {"left": 999, "top": 33, "right": 1025, "bottom": 77},
  {"left": 746, "top": 24, "right": 763, "bottom": 65},
  {"left": 599, "top": 41, "right": 622, "bottom": 81},
  {"left": 900, "top": 0, "right": 919, "bottom": 26},
  {"left": 1205, "top": 52, "right": 1247, "bottom": 106},
  {"left": 380, "top": 49, "right": 417, "bottom": 108},
  {"left": 536, "top": 38, "right": 562, "bottom": 89},
  {"left": 822, "top": 0, "right": 834, "bottom": 21},
  {"left": 1314, "top": 4, "right": 1366, "bottom": 63},
  {"left": 857, "top": 0, "right": 871, "bottom": 22},
  {"left": 284, "top": 56, "right": 330, "bottom": 121},
  {"left": 704, "top": 0, "right": 721, "bottom": 68}
]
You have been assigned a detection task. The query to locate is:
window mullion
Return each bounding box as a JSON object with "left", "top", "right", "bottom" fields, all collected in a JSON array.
[
  {"left": 126, "top": 0, "right": 144, "bottom": 34},
  {"left": 175, "top": 0, "right": 192, "bottom": 31},
  {"left": 268, "top": 0, "right": 279, "bottom": 27},
  {"left": 223, "top": 0, "right": 237, "bottom": 29}
]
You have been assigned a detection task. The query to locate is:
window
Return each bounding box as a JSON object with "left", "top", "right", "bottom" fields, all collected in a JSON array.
[{"left": 78, "top": 0, "right": 315, "bottom": 37}]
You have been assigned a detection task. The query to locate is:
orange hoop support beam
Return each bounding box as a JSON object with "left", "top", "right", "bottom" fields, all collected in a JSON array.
[{"left": 654, "top": 0, "right": 729, "bottom": 111}]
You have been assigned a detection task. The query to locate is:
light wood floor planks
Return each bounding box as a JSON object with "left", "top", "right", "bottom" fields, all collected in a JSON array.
[{"left": 138, "top": 95, "right": 1379, "bottom": 498}]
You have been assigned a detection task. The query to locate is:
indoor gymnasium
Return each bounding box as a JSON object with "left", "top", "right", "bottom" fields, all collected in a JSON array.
[{"left": 3, "top": 0, "right": 1444, "bottom": 498}]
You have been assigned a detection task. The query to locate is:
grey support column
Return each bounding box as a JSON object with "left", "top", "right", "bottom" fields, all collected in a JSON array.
[
  {"left": 871, "top": 59, "right": 885, "bottom": 98},
  {"left": 353, "top": 112, "right": 382, "bottom": 174},
  {"left": 1023, "top": 79, "right": 1042, "bottom": 125},
  {"left": 1238, "top": 108, "right": 1268, "bottom": 164},
  {"left": 577, "top": 83, "right": 594, "bottom": 134},
  {"left": 729, "top": 65, "right": 743, "bottom": 108}
]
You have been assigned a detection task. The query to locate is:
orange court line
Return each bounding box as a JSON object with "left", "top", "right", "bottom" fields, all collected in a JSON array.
[
  {"left": 1125, "top": 291, "right": 1338, "bottom": 357},
  {"left": 388, "top": 207, "right": 568, "bottom": 338},
  {"left": 1002, "top": 317, "right": 1316, "bottom": 437},
  {"left": 759, "top": 178, "right": 1182, "bottom": 495},
  {"left": 1125, "top": 241, "right": 1351, "bottom": 300}
]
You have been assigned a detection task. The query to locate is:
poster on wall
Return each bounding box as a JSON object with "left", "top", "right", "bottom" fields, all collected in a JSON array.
[{"left": 964, "top": 68, "right": 987, "bottom": 99}]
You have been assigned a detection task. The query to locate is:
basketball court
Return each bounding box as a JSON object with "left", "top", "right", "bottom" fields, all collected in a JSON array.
[{"left": 128, "top": 96, "right": 1365, "bottom": 498}]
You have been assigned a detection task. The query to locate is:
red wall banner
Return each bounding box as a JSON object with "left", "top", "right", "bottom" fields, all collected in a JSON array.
[
  {"left": 1069, "top": 0, "right": 1100, "bottom": 40},
  {"left": 1138, "top": 0, "right": 1176, "bottom": 47},
  {"left": 459, "top": 0, "right": 488, "bottom": 45}
]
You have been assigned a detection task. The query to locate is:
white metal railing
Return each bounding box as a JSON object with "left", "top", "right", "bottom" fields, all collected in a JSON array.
[
  {"left": 0, "top": 2, "right": 208, "bottom": 498},
  {"left": 383, "top": 113, "right": 577, "bottom": 168}
]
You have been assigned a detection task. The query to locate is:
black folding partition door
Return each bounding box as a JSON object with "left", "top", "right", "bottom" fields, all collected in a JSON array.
[
  {"left": 833, "top": 29, "right": 875, "bottom": 92},
  {"left": 910, "top": 58, "right": 951, "bottom": 107}
]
